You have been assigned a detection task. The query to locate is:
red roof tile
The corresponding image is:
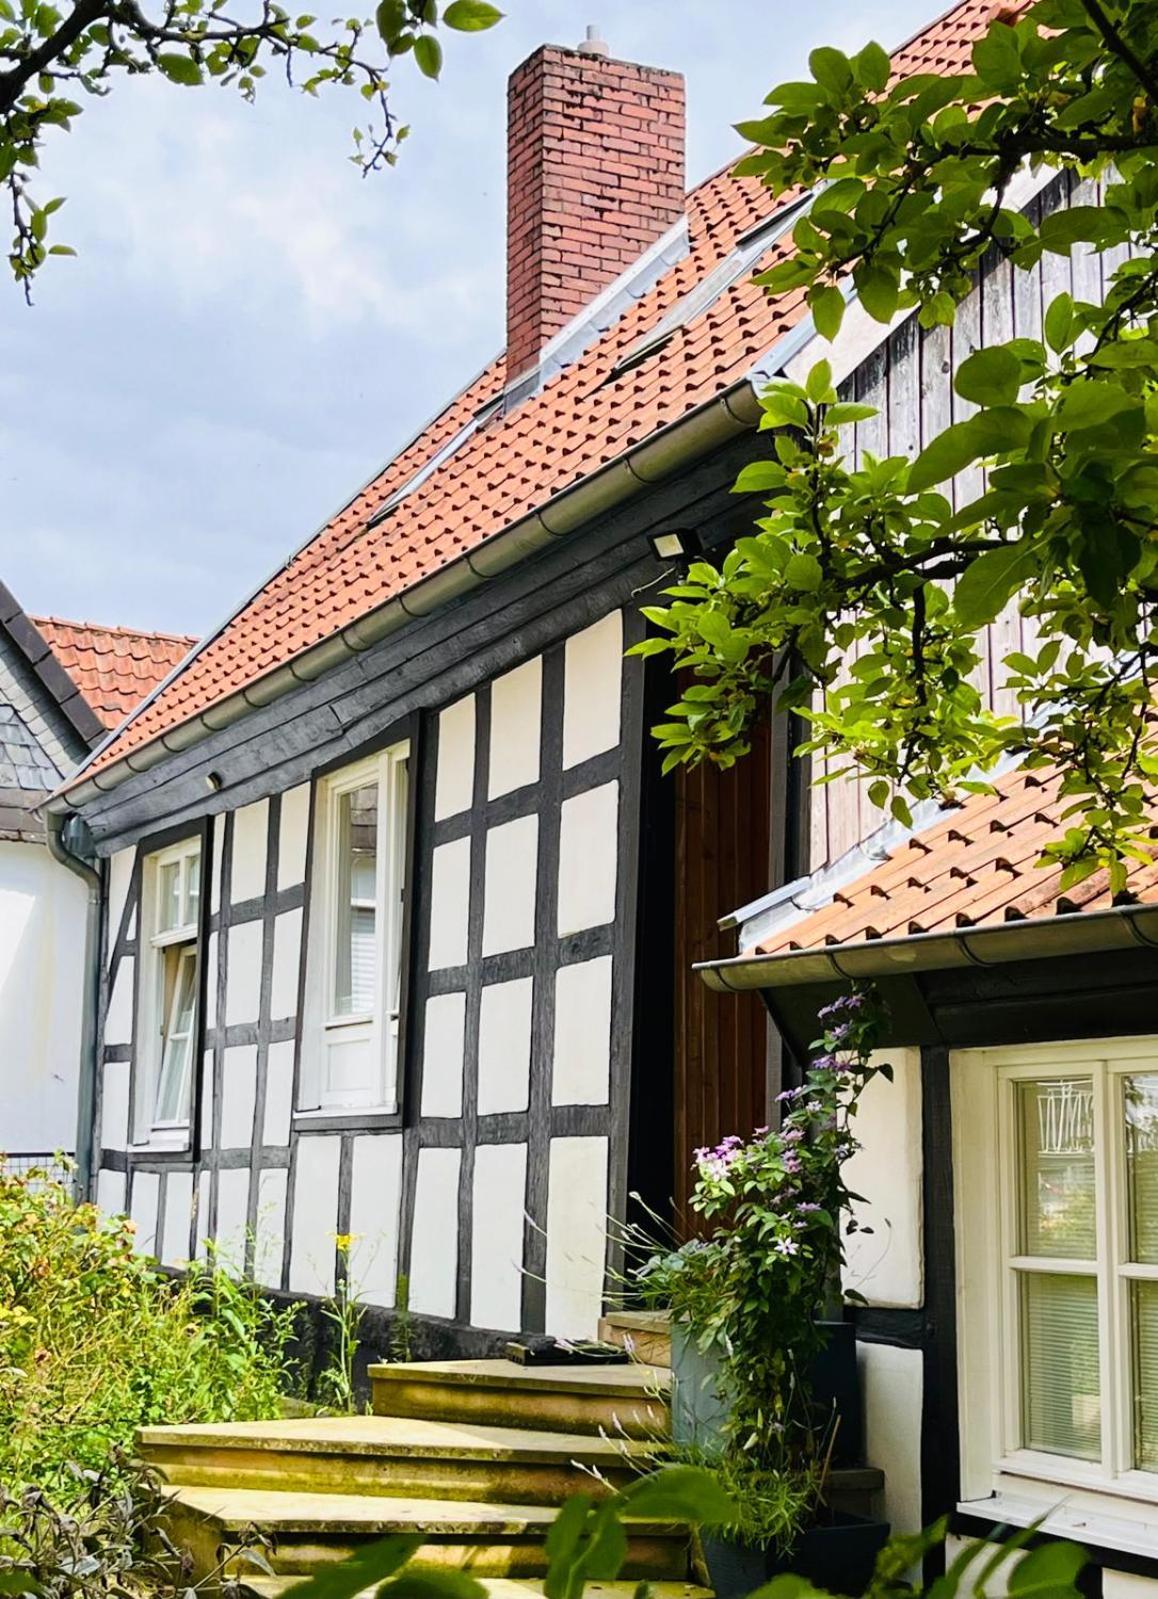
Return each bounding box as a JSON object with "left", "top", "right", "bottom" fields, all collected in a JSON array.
[
  {"left": 32, "top": 617, "right": 197, "bottom": 730},
  {"left": 70, "top": 0, "right": 1016, "bottom": 785},
  {"left": 746, "top": 767, "right": 1158, "bottom": 960}
]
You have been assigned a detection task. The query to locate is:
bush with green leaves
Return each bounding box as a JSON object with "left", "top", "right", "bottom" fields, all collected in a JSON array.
[
  {"left": 639, "top": 0, "right": 1158, "bottom": 890},
  {"left": 0, "top": 1159, "right": 296, "bottom": 1492}
]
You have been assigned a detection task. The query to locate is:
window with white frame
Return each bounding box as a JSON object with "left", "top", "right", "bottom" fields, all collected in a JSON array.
[
  {"left": 955, "top": 1038, "right": 1158, "bottom": 1532},
  {"left": 300, "top": 742, "right": 410, "bottom": 1114},
  {"left": 136, "top": 836, "right": 201, "bottom": 1142}
]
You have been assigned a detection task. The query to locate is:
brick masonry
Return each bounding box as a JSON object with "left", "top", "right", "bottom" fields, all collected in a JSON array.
[{"left": 505, "top": 44, "right": 685, "bottom": 384}]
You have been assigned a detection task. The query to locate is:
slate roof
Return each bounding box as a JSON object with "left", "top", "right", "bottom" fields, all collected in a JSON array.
[
  {"left": 32, "top": 617, "right": 197, "bottom": 730},
  {"left": 58, "top": 0, "right": 1016, "bottom": 793},
  {"left": 0, "top": 703, "right": 63, "bottom": 792},
  {"left": 742, "top": 767, "right": 1158, "bottom": 962}
]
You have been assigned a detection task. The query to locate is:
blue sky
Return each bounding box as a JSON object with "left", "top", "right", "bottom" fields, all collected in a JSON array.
[{"left": 0, "top": 0, "right": 934, "bottom": 637}]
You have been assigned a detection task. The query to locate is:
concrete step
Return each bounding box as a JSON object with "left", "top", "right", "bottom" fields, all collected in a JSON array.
[
  {"left": 164, "top": 1487, "right": 692, "bottom": 1583},
  {"left": 139, "top": 1414, "right": 655, "bottom": 1506},
  {"left": 237, "top": 1575, "right": 710, "bottom": 1599},
  {"left": 597, "top": 1312, "right": 672, "bottom": 1369},
  {"left": 369, "top": 1360, "right": 669, "bottom": 1440}
]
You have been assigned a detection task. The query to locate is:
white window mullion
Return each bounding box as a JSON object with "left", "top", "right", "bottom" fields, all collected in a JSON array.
[
  {"left": 997, "top": 1072, "right": 1025, "bottom": 1460},
  {"left": 1092, "top": 1059, "right": 1126, "bottom": 1477}
]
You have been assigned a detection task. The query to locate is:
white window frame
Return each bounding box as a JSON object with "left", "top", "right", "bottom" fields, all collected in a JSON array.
[
  {"left": 954, "top": 1035, "right": 1158, "bottom": 1554},
  {"left": 299, "top": 741, "right": 410, "bottom": 1116},
  {"left": 134, "top": 835, "right": 202, "bottom": 1148}
]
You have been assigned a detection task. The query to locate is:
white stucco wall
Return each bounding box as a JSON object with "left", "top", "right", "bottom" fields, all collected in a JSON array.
[
  {"left": 0, "top": 839, "right": 87, "bottom": 1153},
  {"left": 842, "top": 1046, "right": 923, "bottom": 1308}
]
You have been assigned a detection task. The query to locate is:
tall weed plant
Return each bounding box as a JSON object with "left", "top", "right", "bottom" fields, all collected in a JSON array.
[{"left": 0, "top": 1159, "right": 296, "bottom": 1492}]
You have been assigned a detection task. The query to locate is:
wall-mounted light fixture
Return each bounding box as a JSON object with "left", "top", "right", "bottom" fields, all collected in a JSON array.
[
  {"left": 205, "top": 770, "right": 224, "bottom": 792},
  {"left": 647, "top": 527, "right": 703, "bottom": 563}
]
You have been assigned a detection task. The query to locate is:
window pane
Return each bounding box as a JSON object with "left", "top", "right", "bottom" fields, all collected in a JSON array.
[
  {"left": 155, "top": 946, "right": 196, "bottom": 1125},
  {"left": 1126, "top": 1074, "right": 1158, "bottom": 1264},
  {"left": 334, "top": 781, "right": 378, "bottom": 1017},
  {"left": 158, "top": 859, "right": 182, "bottom": 934},
  {"left": 1133, "top": 1281, "right": 1158, "bottom": 1471},
  {"left": 185, "top": 850, "right": 201, "bottom": 925},
  {"left": 1018, "top": 1077, "right": 1096, "bottom": 1258},
  {"left": 1021, "top": 1272, "right": 1100, "bottom": 1459}
]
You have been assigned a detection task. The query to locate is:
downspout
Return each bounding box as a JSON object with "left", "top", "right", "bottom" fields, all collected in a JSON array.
[{"left": 45, "top": 807, "right": 102, "bottom": 1202}]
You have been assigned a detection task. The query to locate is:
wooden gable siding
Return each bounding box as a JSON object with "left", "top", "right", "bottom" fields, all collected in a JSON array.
[{"left": 808, "top": 173, "right": 1122, "bottom": 870}]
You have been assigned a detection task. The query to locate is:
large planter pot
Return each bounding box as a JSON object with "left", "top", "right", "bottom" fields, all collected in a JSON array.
[
  {"left": 703, "top": 1512, "right": 891, "bottom": 1599},
  {"left": 671, "top": 1318, "right": 863, "bottom": 1464}
]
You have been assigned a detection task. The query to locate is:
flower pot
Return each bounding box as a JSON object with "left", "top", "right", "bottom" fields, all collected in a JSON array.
[
  {"left": 812, "top": 1318, "right": 862, "bottom": 1467},
  {"left": 703, "top": 1512, "right": 891, "bottom": 1599}
]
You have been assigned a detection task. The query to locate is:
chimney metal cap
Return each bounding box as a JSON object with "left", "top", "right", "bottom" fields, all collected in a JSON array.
[{"left": 576, "top": 24, "right": 609, "bottom": 56}]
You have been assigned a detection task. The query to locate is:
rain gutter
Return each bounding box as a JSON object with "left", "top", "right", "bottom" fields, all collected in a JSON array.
[
  {"left": 53, "top": 371, "right": 771, "bottom": 813},
  {"left": 697, "top": 903, "right": 1158, "bottom": 993},
  {"left": 44, "top": 806, "right": 102, "bottom": 1199}
]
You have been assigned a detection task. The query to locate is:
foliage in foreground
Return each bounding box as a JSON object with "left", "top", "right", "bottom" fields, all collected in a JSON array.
[
  {"left": 0, "top": 0, "right": 502, "bottom": 292},
  {"left": 640, "top": 0, "right": 1158, "bottom": 888},
  {"left": 0, "top": 1160, "right": 295, "bottom": 1492}
]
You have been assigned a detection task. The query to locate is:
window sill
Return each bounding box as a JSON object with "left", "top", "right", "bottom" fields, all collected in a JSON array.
[
  {"left": 959, "top": 1484, "right": 1158, "bottom": 1560},
  {"left": 292, "top": 1107, "right": 401, "bottom": 1133}
]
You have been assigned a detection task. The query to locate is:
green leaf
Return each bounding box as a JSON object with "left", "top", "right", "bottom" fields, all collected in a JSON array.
[
  {"left": 1054, "top": 382, "right": 1134, "bottom": 431},
  {"left": 853, "top": 262, "right": 898, "bottom": 324},
  {"left": 805, "top": 358, "right": 833, "bottom": 403},
  {"left": 1044, "top": 292, "right": 1073, "bottom": 355},
  {"left": 285, "top": 1536, "right": 422, "bottom": 1599},
  {"left": 414, "top": 33, "right": 442, "bottom": 76},
  {"left": 733, "top": 461, "right": 786, "bottom": 493},
  {"left": 824, "top": 402, "right": 876, "bottom": 427},
  {"left": 156, "top": 52, "right": 203, "bottom": 84},
  {"left": 852, "top": 39, "right": 890, "bottom": 92},
  {"left": 375, "top": 0, "right": 405, "bottom": 37},
  {"left": 907, "top": 410, "right": 1030, "bottom": 492},
  {"left": 384, "top": 1574, "right": 487, "bottom": 1599},
  {"left": 954, "top": 544, "right": 1033, "bottom": 628},
  {"left": 784, "top": 553, "right": 823, "bottom": 592},
  {"left": 954, "top": 346, "right": 1022, "bottom": 407},
  {"left": 810, "top": 283, "right": 845, "bottom": 341},
  {"left": 620, "top": 1465, "right": 737, "bottom": 1527},
  {"left": 442, "top": 0, "right": 502, "bottom": 29},
  {"left": 809, "top": 45, "right": 852, "bottom": 99}
]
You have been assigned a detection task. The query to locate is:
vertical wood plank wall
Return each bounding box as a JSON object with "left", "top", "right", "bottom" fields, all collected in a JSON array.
[
  {"left": 673, "top": 708, "right": 773, "bottom": 1222},
  {"left": 809, "top": 172, "right": 1113, "bottom": 870}
]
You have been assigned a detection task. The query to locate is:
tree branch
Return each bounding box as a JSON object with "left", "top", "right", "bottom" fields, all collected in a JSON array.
[
  {"left": 1080, "top": 0, "right": 1158, "bottom": 107},
  {"left": 0, "top": 0, "right": 109, "bottom": 114}
]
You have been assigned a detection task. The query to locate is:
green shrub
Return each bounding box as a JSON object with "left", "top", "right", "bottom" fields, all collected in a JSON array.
[{"left": 0, "top": 1159, "right": 296, "bottom": 1492}]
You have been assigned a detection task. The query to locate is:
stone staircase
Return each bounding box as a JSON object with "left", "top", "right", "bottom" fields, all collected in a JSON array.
[{"left": 140, "top": 1359, "right": 707, "bottom": 1595}]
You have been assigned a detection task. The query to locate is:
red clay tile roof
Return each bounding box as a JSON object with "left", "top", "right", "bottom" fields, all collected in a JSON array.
[
  {"left": 746, "top": 767, "right": 1158, "bottom": 960},
  {"left": 69, "top": 0, "right": 1017, "bottom": 786},
  {"left": 32, "top": 617, "right": 197, "bottom": 730}
]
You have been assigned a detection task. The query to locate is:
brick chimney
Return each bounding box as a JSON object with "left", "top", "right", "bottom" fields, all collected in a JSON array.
[{"left": 505, "top": 32, "right": 686, "bottom": 386}]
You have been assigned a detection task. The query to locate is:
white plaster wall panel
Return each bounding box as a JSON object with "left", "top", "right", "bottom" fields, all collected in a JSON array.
[
  {"left": 194, "top": 1168, "right": 210, "bottom": 1259},
  {"left": 216, "top": 1166, "right": 250, "bottom": 1272},
  {"left": 482, "top": 815, "right": 538, "bottom": 956},
  {"left": 108, "top": 847, "right": 135, "bottom": 941},
  {"left": 349, "top": 1133, "right": 404, "bottom": 1307},
  {"left": 470, "top": 1142, "right": 527, "bottom": 1331},
  {"left": 488, "top": 657, "right": 542, "bottom": 799},
  {"left": 421, "top": 991, "right": 466, "bottom": 1118},
  {"left": 271, "top": 907, "right": 303, "bottom": 1020},
  {"left": 100, "top": 1060, "right": 131, "bottom": 1152},
  {"left": 552, "top": 956, "right": 612, "bottom": 1106},
  {"left": 477, "top": 977, "right": 533, "bottom": 1115},
  {"left": 162, "top": 1171, "right": 194, "bottom": 1266},
  {"left": 263, "top": 1039, "right": 295, "bottom": 1144},
  {"left": 204, "top": 932, "right": 217, "bottom": 1029},
  {"left": 254, "top": 1167, "right": 288, "bottom": 1288},
  {"left": 435, "top": 695, "right": 476, "bottom": 821},
  {"left": 410, "top": 1146, "right": 461, "bottom": 1319},
  {"left": 230, "top": 799, "right": 269, "bottom": 903},
  {"left": 841, "top": 1048, "right": 923, "bottom": 1309},
  {"left": 859, "top": 1341, "right": 922, "bottom": 1534},
  {"left": 289, "top": 1135, "right": 341, "bottom": 1295},
  {"left": 562, "top": 612, "right": 622, "bottom": 769},
  {"left": 277, "top": 783, "right": 311, "bottom": 890},
  {"left": 1103, "top": 1575, "right": 1158, "bottom": 1599},
  {"left": 220, "top": 1044, "right": 258, "bottom": 1148},
  {"left": 428, "top": 837, "right": 470, "bottom": 970},
  {"left": 557, "top": 782, "right": 618, "bottom": 936},
  {"left": 210, "top": 815, "right": 226, "bottom": 915},
  {"left": 0, "top": 841, "right": 88, "bottom": 1152},
  {"left": 199, "top": 1050, "right": 214, "bottom": 1149},
  {"left": 104, "top": 956, "right": 134, "bottom": 1046},
  {"left": 225, "top": 919, "right": 264, "bottom": 1026},
  {"left": 945, "top": 1542, "right": 1015, "bottom": 1597},
  {"left": 130, "top": 1171, "right": 159, "bottom": 1256},
  {"left": 545, "top": 1136, "right": 609, "bottom": 1339},
  {"left": 96, "top": 1167, "right": 126, "bottom": 1218}
]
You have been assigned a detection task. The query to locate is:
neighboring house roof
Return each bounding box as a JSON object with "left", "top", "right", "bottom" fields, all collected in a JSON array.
[
  {"left": 699, "top": 767, "right": 1158, "bottom": 994},
  {"left": 0, "top": 703, "right": 64, "bottom": 794},
  {"left": 0, "top": 583, "right": 106, "bottom": 752},
  {"left": 57, "top": 0, "right": 1010, "bottom": 799},
  {"left": 32, "top": 616, "right": 197, "bottom": 731}
]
